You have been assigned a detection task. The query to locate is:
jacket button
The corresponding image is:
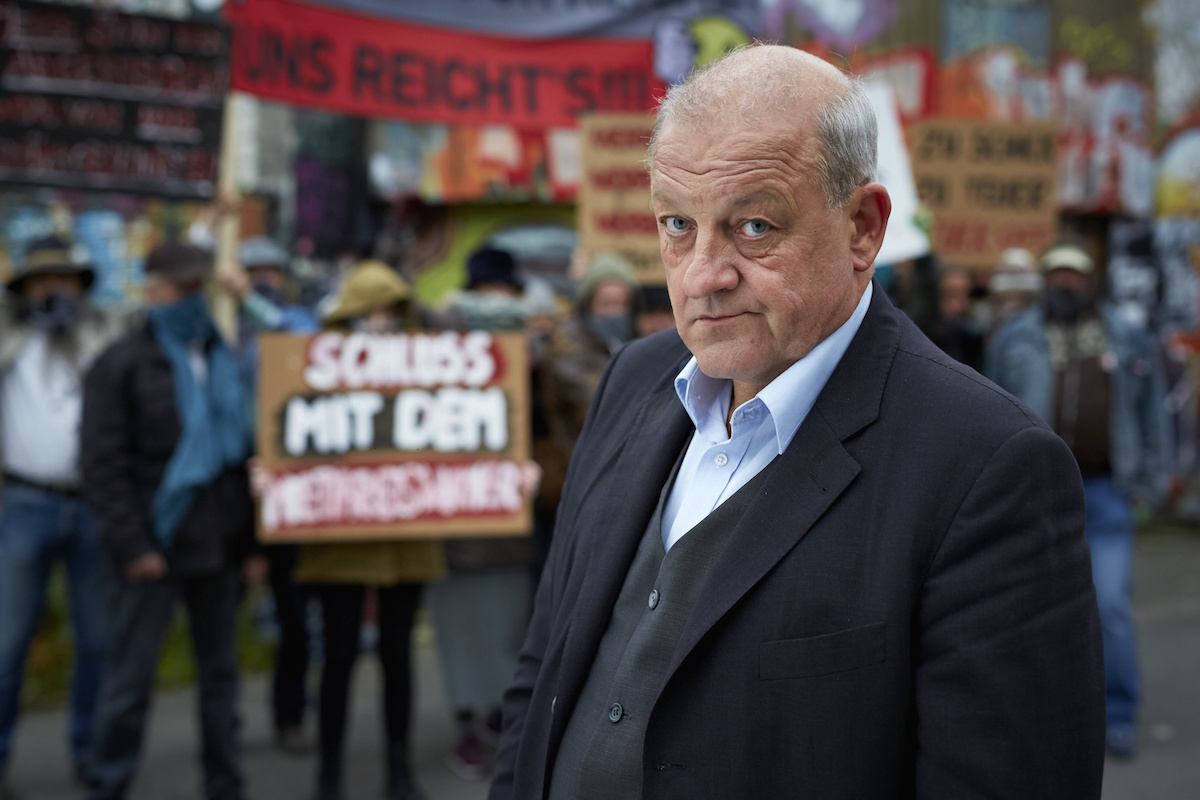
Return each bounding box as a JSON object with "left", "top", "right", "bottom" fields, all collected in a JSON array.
[
  {"left": 608, "top": 703, "right": 623, "bottom": 723},
  {"left": 648, "top": 589, "right": 659, "bottom": 609}
]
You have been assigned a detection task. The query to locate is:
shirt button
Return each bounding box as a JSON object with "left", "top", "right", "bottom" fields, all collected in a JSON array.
[
  {"left": 648, "top": 589, "right": 659, "bottom": 609},
  {"left": 714, "top": 452, "right": 729, "bottom": 467},
  {"left": 609, "top": 703, "right": 624, "bottom": 723}
]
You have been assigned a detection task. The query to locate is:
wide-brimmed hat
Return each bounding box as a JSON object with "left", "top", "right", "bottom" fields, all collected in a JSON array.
[
  {"left": 6, "top": 235, "right": 95, "bottom": 294},
  {"left": 325, "top": 260, "right": 412, "bottom": 324}
]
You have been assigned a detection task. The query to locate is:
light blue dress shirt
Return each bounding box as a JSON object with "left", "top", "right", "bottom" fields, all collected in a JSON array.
[{"left": 661, "top": 283, "right": 873, "bottom": 550}]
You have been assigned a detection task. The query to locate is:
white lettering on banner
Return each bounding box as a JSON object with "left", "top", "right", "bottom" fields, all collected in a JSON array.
[
  {"left": 303, "top": 331, "right": 497, "bottom": 392},
  {"left": 260, "top": 460, "right": 525, "bottom": 532},
  {"left": 284, "top": 391, "right": 385, "bottom": 455},
  {"left": 393, "top": 387, "right": 508, "bottom": 452},
  {"left": 283, "top": 388, "right": 508, "bottom": 456}
]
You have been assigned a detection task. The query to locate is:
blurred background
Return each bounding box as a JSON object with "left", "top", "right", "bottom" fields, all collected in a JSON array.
[{"left": 1, "top": 0, "right": 1200, "bottom": 798}]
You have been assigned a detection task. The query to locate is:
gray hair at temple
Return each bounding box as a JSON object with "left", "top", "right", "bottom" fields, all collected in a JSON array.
[{"left": 648, "top": 45, "right": 878, "bottom": 211}]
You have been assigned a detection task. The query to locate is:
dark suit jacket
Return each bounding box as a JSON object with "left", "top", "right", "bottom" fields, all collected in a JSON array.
[{"left": 490, "top": 286, "right": 1105, "bottom": 800}]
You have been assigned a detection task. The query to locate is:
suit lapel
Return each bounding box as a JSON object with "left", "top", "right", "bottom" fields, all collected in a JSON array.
[{"left": 665, "top": 284, "right": 904, "bottom": 681}]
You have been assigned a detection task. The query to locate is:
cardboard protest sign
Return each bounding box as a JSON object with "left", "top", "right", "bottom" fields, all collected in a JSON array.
[
  {"left": 910, "top": 119, "right": 1059, "bottom": 269},
  {"left": 576, "top": 112, "right": 662, "bottom": 284},
  {"left": 256, "top": 330, "right": 531, "bottom": 543}
]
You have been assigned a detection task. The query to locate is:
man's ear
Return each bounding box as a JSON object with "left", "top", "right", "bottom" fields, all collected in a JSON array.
[{"left": 847, "top": 183, "right": 891, "bottom": 273}]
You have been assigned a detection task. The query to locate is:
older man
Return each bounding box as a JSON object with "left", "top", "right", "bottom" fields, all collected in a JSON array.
[{"left": 490, "top": 46, "right": 1104, "bottom": 800}]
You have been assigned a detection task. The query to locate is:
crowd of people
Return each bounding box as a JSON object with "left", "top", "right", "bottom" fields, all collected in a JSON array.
[{"left": 0, "top": 172, "right": 1173, "bottom": 798}]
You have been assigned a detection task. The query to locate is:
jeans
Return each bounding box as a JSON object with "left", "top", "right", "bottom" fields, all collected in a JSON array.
[
  {"left": 1083, "top": 476, "right": 1141, "bottom": 730},
  {"left": 87, "top": 569, "right": 243, "bottom": 800},
  {"left": 0, "top": 482, "right": 104, "bottom": 774}
]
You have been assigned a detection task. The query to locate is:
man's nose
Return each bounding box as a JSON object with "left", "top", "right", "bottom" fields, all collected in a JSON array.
[{"left": 681, "top": 229, "right": 738, "bottom": 299}]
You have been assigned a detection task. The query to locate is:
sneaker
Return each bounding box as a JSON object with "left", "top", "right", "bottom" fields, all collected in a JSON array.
[
  {"left": 445, "top": 732, "right": 489, "bottom": 781},
  {"left": 275, "top": 725, "right": 314, "bottom": 755},
  {"left": 1106, "top": 725, "right": 1138, "bottom": 759}
]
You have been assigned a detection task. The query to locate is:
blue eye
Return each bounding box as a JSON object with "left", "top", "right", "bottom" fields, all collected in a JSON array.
[
  {"left": 741, "top": 220, "right": 770, "bottom": 237},
  {"left": 663, "top": 216, "right": 689, "bottom": 233}
]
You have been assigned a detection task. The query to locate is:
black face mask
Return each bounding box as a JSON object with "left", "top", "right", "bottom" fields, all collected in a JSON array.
[
  {"left": 27, "top": 293, "right": 81, "bottom": 336},
  {"left": 253, "top": 282, "right": 287, "bottom": 307},
  {"left": 1044, "top": 286, "right": 1086, "bottom": 324}
]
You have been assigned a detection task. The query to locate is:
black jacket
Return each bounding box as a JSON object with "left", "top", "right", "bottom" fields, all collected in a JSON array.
[
  {"left": 81, "top": 321, "right": 255, "bottom": 576},
  {"left": 491, "top": 286, "right": 1104, "bottom": 799}
]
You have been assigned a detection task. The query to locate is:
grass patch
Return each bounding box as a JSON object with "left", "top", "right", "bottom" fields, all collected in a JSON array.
[{"left": 22, "top": 568, "right": 275, "bottom": 710}]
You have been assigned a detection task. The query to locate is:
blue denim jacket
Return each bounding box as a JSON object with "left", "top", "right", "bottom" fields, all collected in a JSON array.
[{"left": 987, "top": 306, "right": 1170, "bottom": 504}]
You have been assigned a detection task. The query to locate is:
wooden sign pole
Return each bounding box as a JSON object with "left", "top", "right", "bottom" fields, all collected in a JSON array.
[{"left": 213, "top": 92, "right": 242, "bottom": 343}]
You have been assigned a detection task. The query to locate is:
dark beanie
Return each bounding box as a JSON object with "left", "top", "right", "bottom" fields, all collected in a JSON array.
[
  {"left": 144, "top": 240, "right": 213, "bottom": 286},
  {"left": 466, "top": 247, "right": 521, "bottom": 291}
]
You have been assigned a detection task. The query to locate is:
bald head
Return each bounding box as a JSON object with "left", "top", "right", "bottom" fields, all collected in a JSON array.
[{"left": 650, "top": 44, "right": 877, "bottom": 209}]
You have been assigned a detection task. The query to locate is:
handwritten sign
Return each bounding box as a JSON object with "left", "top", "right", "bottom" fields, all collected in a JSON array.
[
  {"left": 257, "top": 330, "right": 532, "bottom": 543},
  {"left": 0, "top": 0, "right": 228, "bottom": 197},
  {"left": 910, "top": 119, "right": 1059, "bottom": 268},
  {"left": 576, "top": 112, "right": 663, "bottom": 284}
]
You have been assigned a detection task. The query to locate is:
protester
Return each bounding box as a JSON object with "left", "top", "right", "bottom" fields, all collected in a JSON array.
[
  {"left": 636, "top": 284, "right": 675, "bottom": 337},
  {"left": 989, "top": 243, "right": 1169, "bottom": 759},
  {"left": 81, "top": 241, "right": 259, "bottom": 800},
  {"left": 491, "top": 45, "right": 1104, "bottom": 800},
  {"left": 926, "top": 265, "right": 984, "bottom": 371},
  {"left": 987, "top": 247, "right": 1044, "bottom": 329},
  {"left": 291, "top": 259, "right": 444, "bottom": 800},
  {"left": 429, "top": 247, "right": 537, "bottom": 780},
  {"left": 546, "top": 252, "right": 641, "bottom": 450},
  {"left": 220, "top": 236, "right": 319, "bottom": 754},
  {"left": 0, "top": 236, "right": 125, "bottom": 799}
]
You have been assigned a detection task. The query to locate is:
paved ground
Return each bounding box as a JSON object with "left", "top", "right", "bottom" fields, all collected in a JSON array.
[{"left": 7, "top": 527, "right": 1200, "bottom": 799}]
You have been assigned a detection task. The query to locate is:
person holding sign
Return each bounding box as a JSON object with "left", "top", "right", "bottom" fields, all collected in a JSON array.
[
  {"left": 490, "top": 45, "right": 1104, "bottom": 800},
  {"left": 290, "top": 260, "right": 444, "bottom": 800},
  {"left": 81, "top": 242, "right": 258, "bottom": 800}
]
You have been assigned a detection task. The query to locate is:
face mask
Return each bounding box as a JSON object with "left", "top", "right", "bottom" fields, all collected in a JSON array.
[
  {"left": 153, "top": 293, "right": 213, "bottom": 343},
  {"left": 253, "top": 282, "right": 287, "bottom": 307},
  {"left": 587, "top": 313, "right": 635, "bottom": 348},
  {"left": 1044, "top": 286, "right": 1086, "bottom": 324},
  {"left": 27, "top": 293, "right": 81, "bottom": 336}
]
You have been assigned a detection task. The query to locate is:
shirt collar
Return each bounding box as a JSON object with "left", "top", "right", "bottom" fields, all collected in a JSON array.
[{"left": 674, "top": 282, "right": 874, "bottom": 453}]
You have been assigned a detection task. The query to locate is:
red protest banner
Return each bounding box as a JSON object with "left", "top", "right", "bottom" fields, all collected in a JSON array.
[{"left": 225, "top": 0, "right": 664, "bottom": 130}]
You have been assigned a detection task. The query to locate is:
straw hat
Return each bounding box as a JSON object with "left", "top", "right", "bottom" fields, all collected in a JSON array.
[{"left": 325, "top": 260, "right": 411, "bottom": 324}]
